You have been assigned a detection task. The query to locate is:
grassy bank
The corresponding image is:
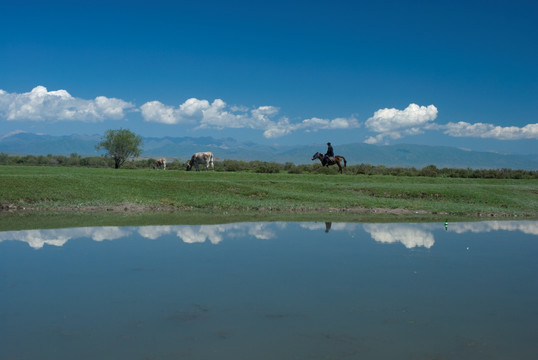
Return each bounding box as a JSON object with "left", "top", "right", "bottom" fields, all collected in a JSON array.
[{"left": 1, "top": 166, "right": 536, "bottom": 220}]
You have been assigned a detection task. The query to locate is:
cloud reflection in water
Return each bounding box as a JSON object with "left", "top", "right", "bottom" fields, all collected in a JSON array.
[
  {"left": 0, "top": 226, "right": 129, "bottom": 249},
  {"left": 0, "top": 220, "right": 535, "bottom": 250},
  {"left": 363, "top": 223, "right": 435, "bottom": 248},
  {"left": 447, "top": 221, "right": 538, "bottom": 235}
]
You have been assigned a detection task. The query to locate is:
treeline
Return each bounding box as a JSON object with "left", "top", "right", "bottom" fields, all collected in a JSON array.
[{"left": 1, "top": 153, "right": 536, "bottom": 179}]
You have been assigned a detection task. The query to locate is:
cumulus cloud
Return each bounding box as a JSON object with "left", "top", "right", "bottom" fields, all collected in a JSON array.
[
  {"left": 263, "top": 117, "right": 296, "bottom": 138},
  {"left": 140, "top": 101, "right": 187, "bottom": 125},
  {"left": 199, "top": 99, "right": 251, "bottom": 129},
  {"left": 141, "top": 98, "right": 252, "bottom": 128},
  {"left": 4, "top": 86, "right": 536, "bottom": 144},
  {"left": 301, "top": 116, "right": 359, "bottom": 131},
  {"left": 0, "top": 86, "right": 134, "bottom": 122},
  {"left": 364, "top": 103, "right": 438, "bottom": 144},
  {"left": 441, "top": 121, "right": 538, "bottom": 140},
  {"left": 140, "top": 98, "right": 359, "bottom": 138}
]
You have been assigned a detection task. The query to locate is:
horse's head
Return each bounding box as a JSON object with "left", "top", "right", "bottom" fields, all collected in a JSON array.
[
  {"left": 311, "top": 152, "right": 322, "bottom": 161},
  {"left": 185, "top": 160, "right": 192, "bottom": 171}
]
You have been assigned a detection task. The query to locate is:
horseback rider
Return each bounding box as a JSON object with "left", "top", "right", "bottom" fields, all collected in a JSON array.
[{"left": 323, "top": 142, "right": 334, "bottom": 166}]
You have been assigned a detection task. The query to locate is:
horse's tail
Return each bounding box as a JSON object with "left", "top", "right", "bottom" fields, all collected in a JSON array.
[{"left": 342, "top": 156, "right": 347, "bottom": 167}]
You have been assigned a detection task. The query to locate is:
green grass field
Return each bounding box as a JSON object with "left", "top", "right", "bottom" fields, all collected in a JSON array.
[{"left": 1, "top": 166, "right": 537, "bottom": 223}]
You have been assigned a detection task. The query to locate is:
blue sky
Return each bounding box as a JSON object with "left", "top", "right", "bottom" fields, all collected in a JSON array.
[{"left": 1, "top": 0, "right": 537, "bottom": 154}]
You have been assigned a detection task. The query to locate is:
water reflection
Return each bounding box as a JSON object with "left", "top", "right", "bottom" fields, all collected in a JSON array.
[
  {"left": 1, "top": 220, "right": 536, "bottom": 250},
  {"left": 364, "top": 223, "right": 435, "bottom": 248},
  {"left": 1, "top": 220, "right": 537, "bottom": 360},
  {"left": 448, "top": 220, "right": 538, "bottom": 235},
  {"left": 0, "top": 226, "right": 130, "bottom": 249}
]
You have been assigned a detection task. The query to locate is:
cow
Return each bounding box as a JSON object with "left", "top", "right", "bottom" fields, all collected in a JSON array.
[
  {"left": 186, "top": 152, "right": 214, "bottom": 171},
  {"left": 152, "top": 157, "right": 167, "bottom": 170}
]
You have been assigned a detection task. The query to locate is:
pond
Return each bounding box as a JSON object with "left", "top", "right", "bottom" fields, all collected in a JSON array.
[{"left": 1, "top": 220, "right": 537, "bottom": 360}]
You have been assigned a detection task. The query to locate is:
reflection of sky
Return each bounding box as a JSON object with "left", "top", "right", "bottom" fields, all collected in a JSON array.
[
  {"left": 141, "top": 223, "right": 280, "bottom": 244},
  {"left": 363, "top": 223, "right": 435, "bottom": 249},
  {"left": 300, "top": 222, "right": 360, "bottom": 232},
  {"left": 446, "top": 220, "right": 538, "bottom": 235},
  {"left": 0, "top": 221, "right": 536, "bottom": 250},
  {"left": 0, "top": 226, "right": 129, "bottom": 249}
]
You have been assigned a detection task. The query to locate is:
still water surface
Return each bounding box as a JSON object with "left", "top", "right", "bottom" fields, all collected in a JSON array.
[{"left": 1, "top": 220, "right": 537, "bottom": 359}]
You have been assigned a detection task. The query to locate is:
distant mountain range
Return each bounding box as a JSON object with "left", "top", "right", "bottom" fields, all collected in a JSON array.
[{"left": 1, "top": 132, "right": 536, "bottom": 170}]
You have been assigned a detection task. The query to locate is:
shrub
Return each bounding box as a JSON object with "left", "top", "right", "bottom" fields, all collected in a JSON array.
[{"left": 254, "top": 162, "right": 281, "bottom": 173}]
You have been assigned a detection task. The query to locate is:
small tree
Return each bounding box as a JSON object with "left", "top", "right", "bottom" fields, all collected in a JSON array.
[{"left": 95, "top": 128, "right": 142, "bottom": 169}]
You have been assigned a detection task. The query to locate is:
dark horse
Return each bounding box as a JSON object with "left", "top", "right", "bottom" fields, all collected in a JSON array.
[{"left": 312, "top": 152, "right": 347, "bottom": 173}]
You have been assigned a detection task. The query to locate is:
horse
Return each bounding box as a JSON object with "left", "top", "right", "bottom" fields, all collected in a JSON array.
[
  {"left": 186, "top": 152, "right": 214, "bottom": 171},
  {"left": 152, "top": 157, "right": 166, "bottom": 170},
  {"left": 312, "top": 152, "right": 347, "bottom": 173}
]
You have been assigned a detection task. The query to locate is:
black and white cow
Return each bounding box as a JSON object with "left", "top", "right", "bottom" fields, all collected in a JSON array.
[{"left": 186, "top": 152, "right": 214, "bottom": 171}]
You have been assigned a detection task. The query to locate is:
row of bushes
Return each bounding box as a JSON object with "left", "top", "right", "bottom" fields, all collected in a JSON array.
[{"left": 1, "top": 153, "right": 536, "bottom": 179}]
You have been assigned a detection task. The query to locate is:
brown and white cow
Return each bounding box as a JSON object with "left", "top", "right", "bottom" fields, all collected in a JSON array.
[
  {"left": 152, "top": 157, "right": 167, "bottom": 170},
  {"left": 186, "top": 152, "right": 214, "bottom": 171}
]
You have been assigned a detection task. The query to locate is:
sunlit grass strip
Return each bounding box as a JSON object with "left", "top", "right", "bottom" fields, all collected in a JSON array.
[{"left": 0, "top": 166, "right": 536, "bottom": 217}]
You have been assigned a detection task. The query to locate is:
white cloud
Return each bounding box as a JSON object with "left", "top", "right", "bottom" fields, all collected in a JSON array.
[
  {"left": 0, "top": 86, "right": 134, "bottom": 122},
  {"left": 364, "top": 103, "right": 438, "bottom": 144},
  {"left": 441, "top": 121, "right": 538, "bottom": 140},
  {"left": 364, "top": 132, "right": 402, "bottom": 144},
  {"left": 301, "top": 116, "right": 359, "bottom": 131},
  {"left": 140, "top": 100, "right": 187, "bottom": 124},
  {"left": 141, "top": 97, "right": 360, "bottom": 138},
  {"left": 140, "top": 98, "right": 246, "bottom": 128},
  {"left": 139, "top": 98, "right": 213, "bottom": 125},
  {"left": 250, "top": 105, "right": 280, "bottom": 127},
  {"left": 263, "top": 117, "right": 295, "bottom": 138},
  {"left": 199, "top": 99, "right": 249, "bottom": 129},
  {"left": 180, "top": 98, "right": 211, "bottom": 116}
]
